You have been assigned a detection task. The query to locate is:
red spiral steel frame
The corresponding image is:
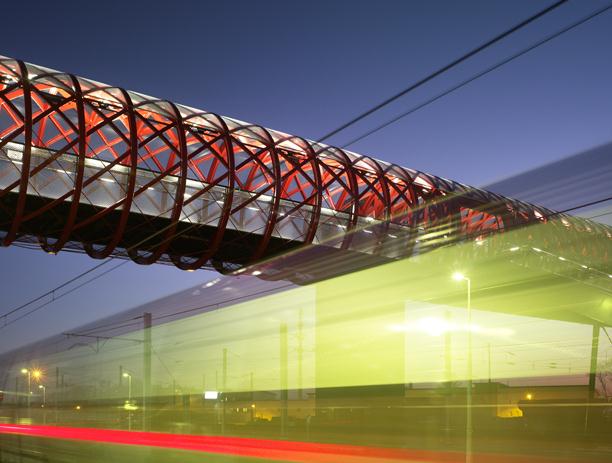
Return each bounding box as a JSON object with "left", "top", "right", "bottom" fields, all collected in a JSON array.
[{"left": 0, "top": 56, "right": 609, "bottom": 272}]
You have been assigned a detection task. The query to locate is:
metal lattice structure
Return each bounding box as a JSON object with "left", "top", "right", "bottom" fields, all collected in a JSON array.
[{"left": 0, "top": 56, "right": 609, "bottom": 273}]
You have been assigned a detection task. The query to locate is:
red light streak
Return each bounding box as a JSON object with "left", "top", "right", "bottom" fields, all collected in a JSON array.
[{"left": 0, "top": 424, "right": 581, "bottom": 463}]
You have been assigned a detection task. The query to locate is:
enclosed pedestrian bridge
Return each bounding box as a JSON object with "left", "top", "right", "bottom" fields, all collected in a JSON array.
[{"left": 0, "top": 56, "right": 609, "bottom": 277}]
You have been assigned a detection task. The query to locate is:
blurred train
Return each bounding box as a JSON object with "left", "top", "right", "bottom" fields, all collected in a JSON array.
[{"left": 1, "top": 218, "right": 611, "bottom": 462}]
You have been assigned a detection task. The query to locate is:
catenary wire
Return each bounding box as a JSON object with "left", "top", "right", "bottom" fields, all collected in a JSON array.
[
  {"left": 317, "top": 0, "right": 568, "bottom": 142},
  {"left": 341, "top": 2, "right": 612, "bottom": 148}
]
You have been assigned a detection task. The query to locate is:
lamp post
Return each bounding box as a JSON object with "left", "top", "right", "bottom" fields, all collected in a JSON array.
[
  {"left": 122, "top": 372, "right": 132, "bottom": 431},
  {"left": 20, "top": 369, "right": 31, "bottom": 407},
  {"left": 38, "top": 384, "right": 46, "bottom": 406},
  {"left": 452, "top": 272, "right": 473, "bottom": 463}
]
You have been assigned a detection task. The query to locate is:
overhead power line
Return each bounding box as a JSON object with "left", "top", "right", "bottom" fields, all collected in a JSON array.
[
  {"left": 341, "top": 2, "right": 612, "bottom": 148},
  {"left": 317, "top": 0, "right": 568, "bottom": 142}
]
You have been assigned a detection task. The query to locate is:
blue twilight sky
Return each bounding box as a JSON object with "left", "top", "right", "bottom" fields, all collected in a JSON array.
[{"left": 1, "top": 0, "right": 611, "bottom": 352}]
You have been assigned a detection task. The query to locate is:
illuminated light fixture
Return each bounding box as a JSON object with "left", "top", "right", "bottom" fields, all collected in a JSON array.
[
  {"left": 558, "top": 256, "right": 566, "bottom": 261},
  {"left": 251, "top": 404, "right": 256, "bottom": 408},
  {"left": 509, "top": 246, "right": 520, "bottom": 252},
  {"left": 526, "top": 393, "right": 533, "bottom": 400},
  {"left": 204, "top": 390, "right": 219, "bottom": 400},
  {"left": 31, "top": 370, "right": 42, "bottom": 380},
  {"left": 251, "top": 270, "right": 262, "bottom": 276},
  {"left": 532, "top": 247, "right": 542, "bottom": 253},
  {"left": 452, "top": 272, "right": 467, "bottom": 282},
  {"left": 123, "top": 401, "right": 138, "bottom": 411},
  {"left": 581, "top": 265, "right": 588, "bottom": 269},
  {"left": 21, "top": 368, "right": 28, "bottom": 374},
  {"left": 75, "top": 405, "right": 81, "bottom": 410},
  {"left": 186, "top": 269, "right": 195, "bottom": 272}
]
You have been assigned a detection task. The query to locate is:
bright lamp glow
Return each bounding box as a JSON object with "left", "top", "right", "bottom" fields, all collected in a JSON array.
[
  {"left": 31, "top": 370, "right": 42, "bottom": 379},
  {"left": 21, "top": 368, "right": 28, "bottom": 374},
  {"left": 204, "top": 390, "right": 219, "bottom": 400},
  {"left": 452, "top": 272, "right": 466, "bottom": 281},
  {"left": 122, "top": 372, "right": 130, "bottom": 378}
]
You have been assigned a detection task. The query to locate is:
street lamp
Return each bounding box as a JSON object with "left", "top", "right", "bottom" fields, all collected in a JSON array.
[
  {"left": 20, "top": 369, "right": 43, "bottom": 408},
  {"left": 38, "top": 384, "right": 46, "bottom": 406},
  {"left": 21, "top": 368, "right": 31, "bottom": 407},
  {"left": 122, "top": 372, "right": 132, "bottom": 431},
  {"left": 452, "top": 272, "right": 473, "bottom": 463}
]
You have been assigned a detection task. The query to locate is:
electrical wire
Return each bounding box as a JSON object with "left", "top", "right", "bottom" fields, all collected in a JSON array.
[
  {"left": 341, "top": 2, "right": 612, "bottom": 148},
  {"left": 317, "top": 0, "right": 568, "bottom": 142}
]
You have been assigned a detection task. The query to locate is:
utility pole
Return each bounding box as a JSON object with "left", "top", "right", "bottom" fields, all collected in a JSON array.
[
  {"left": 280, "top": 322, "right": 288, "bottom": 437},
  {"left": 584, "top": 324, "right": 600, "bottom": 435},
  {"left": 143, "top": 312, "right": 152, "bottom": 431},
  {"left": 297, "top": 309, "right": 303, "bottom": 401},
  {"left": 222, "top": 348, "right": 227, "bottom": 435}
]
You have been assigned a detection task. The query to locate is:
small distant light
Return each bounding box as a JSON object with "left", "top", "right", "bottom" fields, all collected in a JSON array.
[
  {"left": 204, "top": 391, "right": 219, "bottom": 400},
  {"left": 509, "top": 246, "right": 520, "bottom": 252},
  {"left": 526, "top": 393, "right": 533, "bottom": 400},
  {"left": 580, "top": 265, "right": 588, "bottom": 269},
  {"left": 21, "top": 368, "right": 28, "bottom": 374},
  {"left": 452, "top": 272, "right": 466, "bottom": 282},
  {"left": 251, "top": 270, "right": 262, "bottom": 276},
  {"left": 75, "top": 405, "right": 81, "bottom": 410},
  {"left": 558, "top": 256, "right": 566, "bottom": 261},
  {"left": 203, "top": 278, "right": 221, "bottom": 288},
  {"left": 122, "top": 372, "right": 130, "bottom": 378},
  {"left": 251, "top": 404, "right": 256, "bottom": 408}
]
